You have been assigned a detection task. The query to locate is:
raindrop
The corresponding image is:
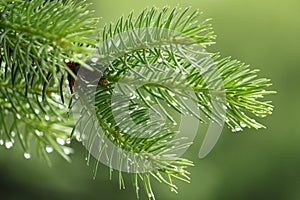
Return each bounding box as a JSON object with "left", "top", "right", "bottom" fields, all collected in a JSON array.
[
  {"left": 5, "top": 140, "right": 13, "bottom": 149},
  {"left": 66, "top": 138, "right": 71, "bottom": 144},
  {"left": 11, "top": 131, "right": 16, "bottom": 137},
  {"left": 34, "top": 109, "right": 40, "bottom": 114},
  {"left": 45, "top": 146, "right": 53, "bottom": 153},
  {"left": 51, "top": 93, "right": 60, "bottom": 101},
  {"left": 24, "top": 152, "right": 31, "bottom": 159},
  {"left": 76, "top": 134, "right": 82, "bottom": 142},
  {"left": 45, "top": 115, "right": 50, "bottom": 121},
  {"left": 235, "top": 126, "right": 242, "bottom": 132},
  {"left": 63, "top": 147, "right": 72, "bottom": 155},
  {"left": 240, "top": 122, "right": 247, "bottom": 128},
  {"left": 182, "top": 96, "right": 188, "bottom": 100},
  {"left": 130, "top": 95, "right": 137, "bottom": 100},
  {"left": 47, "top": 46, "right": 53, "bottom": 52},
  {"left": 91, "top": 57, "right": 99, "bottom": 63},
  {"left": 157, "top": 58, "right": 163, "bottom": 63},
  {"left": 56, "top": 138, "right": 65, "bottom": 145},
  {"left": 35, "top": 130, "right": 44, "bottom": 137},
  {"left": 38, "top": 96, "right": 43, "bottom": 103},
  {"left": 16, "top": 113, "right": 21, "bottom": 119},
  {"left": 0, "top": 139, "right": 3, "bottom": 145},
  {"left": 169, "top": 92, "right": 176, "bottom": 97}
]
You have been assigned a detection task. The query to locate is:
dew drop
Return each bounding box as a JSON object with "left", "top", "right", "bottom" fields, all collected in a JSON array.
[
  {"left": 76, "top": 134, "right": 82, "bottom": 142},
  {"left": 5, "top": 140, "right": 13, "bottom": 149},
  {"left": 66, "top": 138, "right": 71, "bottom": 144},
  {"left": 240, "top": 122, "right": 247, "bottom": 128},
  {"left": 45, "top": 146, "right": 53, "bottom": 153},
  {"left": 45, "top": 105, "right": 51, "bottom": 111},
  {"left": 182, "top": 96, "right": 188, "bottom": 100},
  {"left": 91, "top": 57, "right": 99, "bottom": 63},
  {"left": 157, "top": 58, "right": 163, "bottom": 63},
  {"left": 47, "top": 46, "right": 53, "bottom": 52},
  {"left": 51, "top": 93, "right": 61, "bottom": 101},
  {"left": 24, "top": 152, "right": 31, "bottom": 159},
  {"left": 34, "top": 109, "right": 40, "bottom": 114},
  {"left": 0, "top": 139, "right": 4, "bottom": 145},
  {"left": 11, "top": 131, "right": 16, "bottom": 137},
  {"left": 56, "top": 138, "right": 65, "bottom": 145},
  {"left": 63, "top": 147, "right": 72, "bottom": 155},
  {"left": 38, "top": 96, "right": 43, "bottom": 103},
  {"left": 235, "top": 126, "right": 242, "bottom": 132},
  {"left": 169, "top": 92, "right": 176, "bottom": 97},
  {"left": 130, "top": 95, "right": 137, "bottom": 100},
  {"left": 16, "top": 113, "right": 21, "bottom": 119},
  {"left": 35, "top": 130, "right": 44, "bottom": 137},
  {"left": 45, "top": 115, "right": 50, "bottom": 121}
]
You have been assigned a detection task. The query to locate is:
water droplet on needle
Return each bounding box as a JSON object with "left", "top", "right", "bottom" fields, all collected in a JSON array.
[{"left": 24, "top": 152, "right": 31, "bottom": 159}]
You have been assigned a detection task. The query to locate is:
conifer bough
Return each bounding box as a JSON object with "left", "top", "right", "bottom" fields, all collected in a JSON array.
[{"left": 0, "top": 0, "right": 274, "bottom": 199}]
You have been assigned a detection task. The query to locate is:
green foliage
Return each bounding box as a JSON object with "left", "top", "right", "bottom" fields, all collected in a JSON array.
[
  {"left": 0, "top": 1, "right": 274, "bottom": 200},
  {"left": 0, "top": 0, "right": 98, "bottom": 162}
]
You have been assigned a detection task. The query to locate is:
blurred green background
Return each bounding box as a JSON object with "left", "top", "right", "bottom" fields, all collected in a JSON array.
[{"left": 1, "top": 0, "right": 300, "bottom": 199}]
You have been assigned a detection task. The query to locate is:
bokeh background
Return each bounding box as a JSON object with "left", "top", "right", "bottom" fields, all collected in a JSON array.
[{"left": 1, "top": 0, "right": 300, "bottom": 199}]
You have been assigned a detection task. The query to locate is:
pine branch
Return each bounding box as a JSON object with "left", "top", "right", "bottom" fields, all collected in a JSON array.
[
  {"left": 0, "top": 2, "right": 275, "bottom": 200},
  {"left": 0, "top": 0, "right": 98, "bottom": 161},
  {"left": 74, "top": 7, "right": 275, "bottom": 200}
]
